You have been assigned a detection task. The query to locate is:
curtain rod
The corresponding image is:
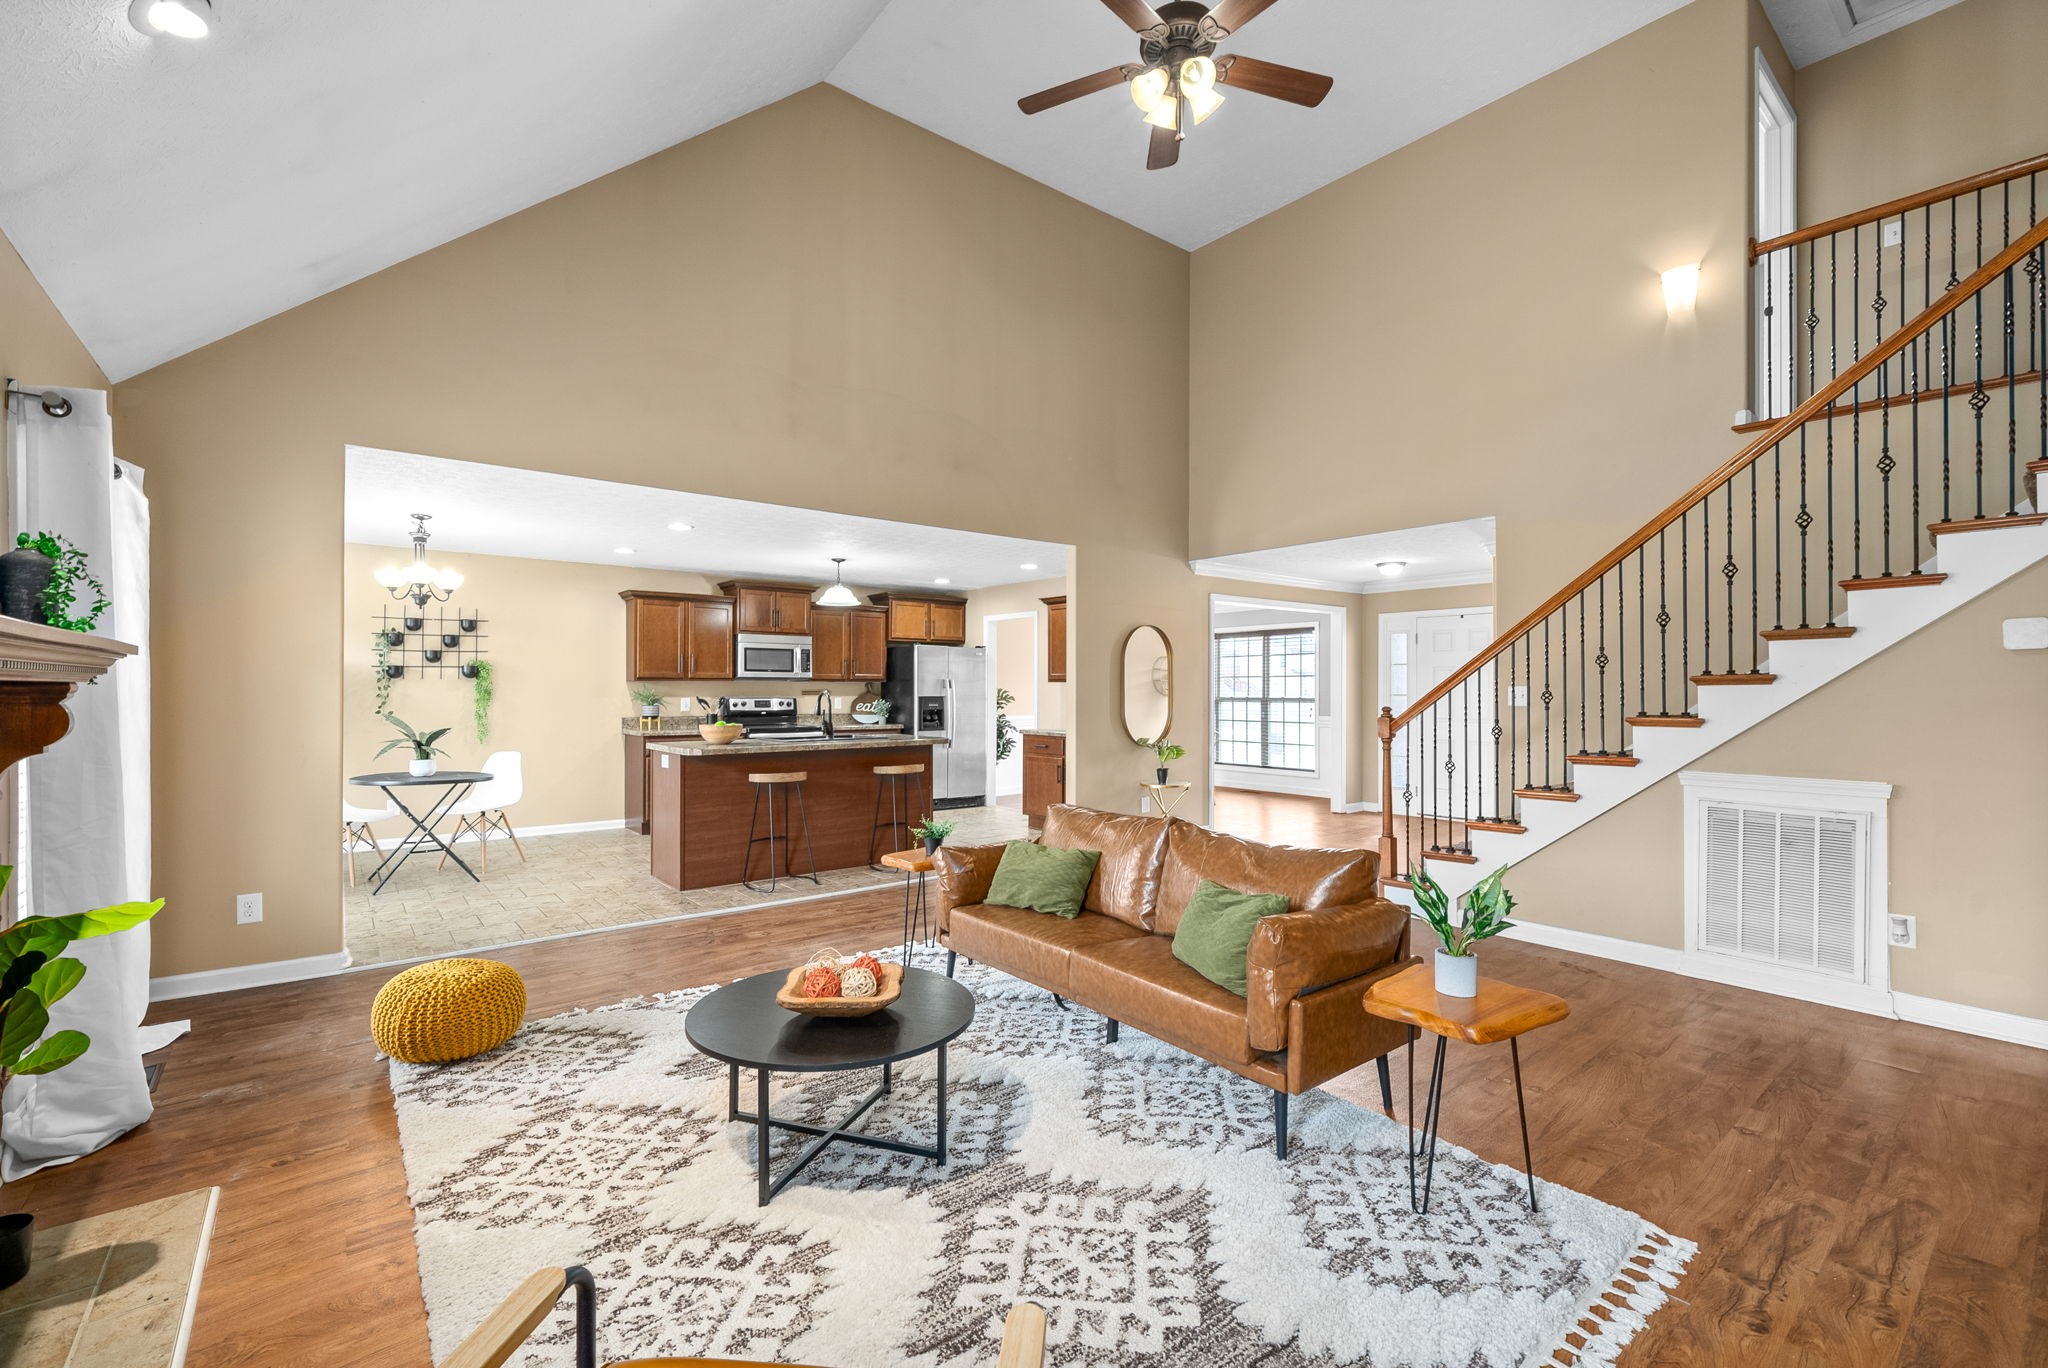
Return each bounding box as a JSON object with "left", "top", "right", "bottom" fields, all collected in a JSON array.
[{"left": 5, "top": 382, "right": 123, "bottom": 477}]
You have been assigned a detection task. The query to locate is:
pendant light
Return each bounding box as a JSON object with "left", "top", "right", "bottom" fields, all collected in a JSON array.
[{"left": 815, "top": 557, "right": 859, "bottom": 607}]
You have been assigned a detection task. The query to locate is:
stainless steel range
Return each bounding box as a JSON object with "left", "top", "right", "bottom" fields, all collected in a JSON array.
[{"left": 719, "top": 696, "right": 826, "bottom": 740}]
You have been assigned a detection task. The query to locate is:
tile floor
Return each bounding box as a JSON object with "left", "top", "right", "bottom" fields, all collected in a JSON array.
[{"left": 342, "top": 804, "right": 1030, "bottom": 967}]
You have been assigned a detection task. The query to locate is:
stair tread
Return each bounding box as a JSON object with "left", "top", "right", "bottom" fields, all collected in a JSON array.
[
  {"left": 1383, "top": 875, "right": 1413, "bottom": 890},
  {"left": 1928, "top": 513, "right": 2047, "bottom": 536},
  {"left": 1467, "top": 820, "right": 1529, "bottom": 834},
  {"left": 1513, "top": 787, "right": 1580, "bottom": 802},
  {"left": 1760, "top": 625, "right": 1856, "bottom": 640},
  {"left": 1627, "top": 713, "right": 1705, "bottom": 727},
  {"left": 1422, "top": 848, "right": 1478, "bottom": 864},
  {"left": 1689, "top": 672, "right": 1778, "bottom": 685},
  {"left": 1841, "top": 572, "right": 1947, "bottom": 590},
  {"left": 1567, "top": 752, "right": 1639, "bottom": 767}
]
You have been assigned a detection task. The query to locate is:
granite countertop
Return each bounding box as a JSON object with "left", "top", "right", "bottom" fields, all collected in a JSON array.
[
  {"left": 648, "top": 735, "right": 938, "bottom": 758},
  {"left": 622, "top": 718, "right": 906, "bottom": 736},
  {"left": 1020, "top": 728, "right": 1066, "bottom": 737}
]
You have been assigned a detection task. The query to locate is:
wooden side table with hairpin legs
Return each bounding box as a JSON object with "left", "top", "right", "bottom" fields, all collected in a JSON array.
[
  {"left": 880, "top": 848, "right": 937, "bottom": 963},
  {"left": 1363, "top": 963, "right": 1570, "bottom": 1215}
]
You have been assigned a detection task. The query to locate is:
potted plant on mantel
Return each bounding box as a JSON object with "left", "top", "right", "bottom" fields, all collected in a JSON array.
[
  {"left": 0, "top": 531, "right": 110, "bottom": 633},
  {"left": 911, "top": 816, "right": 957, "bottom": 856},
  {"left": 0, "top": 866, "right": 164, "bottom": 1289},
  {"left": 376, "top": 713, "right": 451, "bottom": 777},
  {"left": 1409, "top": 864, "right": 1517, "bottom": 998}
]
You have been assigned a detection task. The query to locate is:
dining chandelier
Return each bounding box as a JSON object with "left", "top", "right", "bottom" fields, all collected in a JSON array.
[{"left": 374, "top": 513, "right": 464, "bottom": 607}]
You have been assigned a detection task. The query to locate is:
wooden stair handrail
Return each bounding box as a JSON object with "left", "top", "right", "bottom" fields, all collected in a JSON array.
[
  {"left": 1751, "top": 152, "right": 2048, "bottom": 261},
  {"left": 1390, "top": 212, "right": 2048, "bottom": 734}
]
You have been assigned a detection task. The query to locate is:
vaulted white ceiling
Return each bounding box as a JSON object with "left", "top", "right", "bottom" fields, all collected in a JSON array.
[{"left": 1, "top": 0, "right": 1696, "bottom": 382}]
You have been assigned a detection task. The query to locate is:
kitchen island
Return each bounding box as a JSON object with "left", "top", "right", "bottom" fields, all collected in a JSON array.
[{"left": 645, "top": 735, "right": 938, "bottom": 890}]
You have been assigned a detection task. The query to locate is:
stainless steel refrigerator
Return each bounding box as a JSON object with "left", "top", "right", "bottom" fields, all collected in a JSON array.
[{"left": 882, "top": 644, "right": 988, "bottom": 809}]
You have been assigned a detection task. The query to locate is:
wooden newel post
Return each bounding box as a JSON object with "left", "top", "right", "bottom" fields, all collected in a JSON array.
[{"left": 1376, "top": 707, "right": 1398, "bottom": 884}]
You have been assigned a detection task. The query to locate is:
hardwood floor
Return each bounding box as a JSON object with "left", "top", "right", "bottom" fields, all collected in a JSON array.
[{"left": 12, "top": 801, "right": 2047, "bottom": 1366}]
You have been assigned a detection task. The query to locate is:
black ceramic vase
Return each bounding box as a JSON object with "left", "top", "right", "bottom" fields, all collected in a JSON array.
[
  {"left": 1156, "top": 767, "right": 1170, "bottom": 783},
  {"left": 0, "top": 1212, "right": 32, "bottom": 1290},
  {"left": 0, "top": 548, "right": 53, "bottom": 624},
  {"left": 924, "top": 836, "right": 942, "bottom": 856}
]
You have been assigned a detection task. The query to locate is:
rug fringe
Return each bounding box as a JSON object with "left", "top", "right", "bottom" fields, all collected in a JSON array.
[{"left": 1544, "top": 1226, "right": 1697, "bottom": 1367}]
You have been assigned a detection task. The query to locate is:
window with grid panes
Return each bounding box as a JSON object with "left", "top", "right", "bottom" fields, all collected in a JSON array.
[{"left": 1213, "top": 627, "right": 1317, "bottom": 771}]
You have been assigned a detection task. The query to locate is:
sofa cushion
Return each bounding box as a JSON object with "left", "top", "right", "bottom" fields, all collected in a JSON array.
[
  {"left": 1040, "top": 805, "right": 1171, "bottom": 929},
  {"left": 947, "top": 905, "right": 1147, "bottom": 995},
  {"left": 1171, "top": 880, "right": 1292, "bottom": 996},
  {"left": 1068, "top": 936, "right": 1258, "bottom": 1065},
  {"left": 985, "top": 841, "right": 1101, "bottom": 920},
  {"left": 1156, "top": 820, "right": 1377, "bottom": 934}
]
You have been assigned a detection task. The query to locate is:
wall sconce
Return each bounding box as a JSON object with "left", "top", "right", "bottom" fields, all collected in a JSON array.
[{"left": 1662, "top": 264, "right": 1701, "bottom": 316}]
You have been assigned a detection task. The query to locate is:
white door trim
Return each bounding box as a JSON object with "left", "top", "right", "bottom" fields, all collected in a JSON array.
[
  {"left": 1754, "top": 48, "right": 1798, "bottom": 419},
  {"left": 981, "top": 610, "right": 1038, "bottom": 800}
]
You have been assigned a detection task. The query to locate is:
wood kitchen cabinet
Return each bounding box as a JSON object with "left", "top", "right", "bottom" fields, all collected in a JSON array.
[
  {"left": 1041, "top": 596, "right": 1067, "bottom": 683},
  {"left": 718, "top": 580, "right": 813, "bottom": 636},
  {"left": 868, "top": 594, "right": 969, "bottom": 646},
  {"left": 1021, "top": 731, "right": 1066, "bottom": 827},
  {"left": 810, "top": 608, "right": 889, "bottom": 681},
  {"left": 621, "top": 591, "right": 735, "bottom": 680}
]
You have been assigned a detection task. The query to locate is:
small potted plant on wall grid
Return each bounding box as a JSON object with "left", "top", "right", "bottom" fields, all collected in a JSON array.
[
  {"left": 911, "top": 816, "right": 957, "bottom": 856},
  {"left": 1139, "top": 738, "right": 1186, "bottom": 784},
  {"left": 1409, "top": 864, "right": 1516, "bottom": 998},
  {"left": 377, "top": 714, "right": 452, "bottom": 777}
]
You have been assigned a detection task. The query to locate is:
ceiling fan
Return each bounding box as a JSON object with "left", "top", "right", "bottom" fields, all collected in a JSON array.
[{"left": 1017, "top": 0, "right": 1333, "bottom": 170}]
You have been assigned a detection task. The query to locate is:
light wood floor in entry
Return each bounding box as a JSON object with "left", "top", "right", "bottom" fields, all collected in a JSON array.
[{"left": 12, "top": 791, "right": 2045, "bottom": 1366}]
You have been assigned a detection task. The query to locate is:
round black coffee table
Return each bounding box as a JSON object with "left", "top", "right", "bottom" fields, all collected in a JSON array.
[{"left": 685, "top": 966, "right": 976, "bottom": 1206}]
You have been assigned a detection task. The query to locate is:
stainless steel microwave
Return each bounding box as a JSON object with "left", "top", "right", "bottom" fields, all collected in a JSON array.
[{"left": 735, "top": 633, "right": 813, "bottom": 680}]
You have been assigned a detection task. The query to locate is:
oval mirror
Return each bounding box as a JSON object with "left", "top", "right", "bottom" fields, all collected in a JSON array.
[{"left": 1121, "top": 625, "right": 1173, "bottom": 745}]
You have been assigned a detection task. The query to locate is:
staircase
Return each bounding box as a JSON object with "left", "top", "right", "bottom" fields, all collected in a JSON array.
[{"left": 1380, "top": 156, "right": 2048, "bottom": 903}]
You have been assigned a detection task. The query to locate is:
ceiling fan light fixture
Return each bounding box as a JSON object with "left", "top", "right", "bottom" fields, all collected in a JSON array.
[
  {"left": 1184, "top": 83, "right": 1224, "bottom": 124},
  {"left": 1129, "top": 67, "right": 1170, "bottom": 113},
  {"left": 1180, "top": 56, "right": 1218, "bottom": 92},
  {"left": 129, "top": 0, "right": 213, "bottom": 39},
  {"left": 1143, "top": 97, "right": 1180, "bottom": 132}
]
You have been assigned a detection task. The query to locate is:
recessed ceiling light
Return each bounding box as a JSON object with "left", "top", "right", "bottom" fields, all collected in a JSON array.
[
  {"left": 614, "top": 546, "right": 635, "bottom": 555},
  {"left": 1376, "top": 561, "right": 1407, "bottom": 577},
  {"left": 129, "top": 0, "right": 212, "bottom": 39},
  {"left": 667, "top": 521, "right": 693, "bottom": 532},
  {"left": 934, "top": 578, "right": 951, "bottom": 585},
  {"left": 1020, "top": 563, "right": 1039, "bottom": 571}
]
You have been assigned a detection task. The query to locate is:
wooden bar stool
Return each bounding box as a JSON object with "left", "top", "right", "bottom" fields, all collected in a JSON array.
[
  {"left": 742, "top": 772, "right": 818, "bottom": 893},
  {"left": 868, "top": 763, "right": 927, "bottom": 869}
]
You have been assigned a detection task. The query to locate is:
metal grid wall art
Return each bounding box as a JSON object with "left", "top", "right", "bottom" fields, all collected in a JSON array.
[{"left": 374, "top": 607, "right": 488, "bottom": 678}]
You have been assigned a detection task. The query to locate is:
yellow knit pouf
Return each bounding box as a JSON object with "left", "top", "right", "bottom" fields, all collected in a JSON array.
[{"left": 373, "top": 958, "right": 527, "bottom": 1063}]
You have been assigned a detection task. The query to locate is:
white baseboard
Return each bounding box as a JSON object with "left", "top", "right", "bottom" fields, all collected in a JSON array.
[
  {"left": 1493, "top": 918, "right": 2046, "bottom": 1048},
  {"left": 1894, "top": 992, "right": 2048, "bottom": 1050},
  {"left": 150, "top": 950, "right": 354, "bottom": 1003},
  {"left": 1332, "top": 799, "right": 1381, "bottom": 815}
]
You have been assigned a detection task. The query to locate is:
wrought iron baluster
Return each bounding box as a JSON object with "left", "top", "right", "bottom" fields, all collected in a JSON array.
[
  {"left": 1595, "top": 574, "right": 1608, "bottom": 754},
  {"left": 1636, "top": 549, "right": 1646, "bottom": 720},
  {"left": 1576, "top": 596, "right": 1586, "bottom": 756},
  {"left": 1680, "top": 510, "right": 1690, "bottom": 707},
  {"left": 1825, "top": 406, "right": 1837, "bottom": 622},
  {"left": 1797, "top": 429, "right": 1811, "bottom": 626},
  {"left": 1750, "top": 463, "right": 1761, "bottom": 671},
  {"left": 1541, "top": 618, "right": 1553, "bottom": 791},
  {"left": 1657, "top": 530, "right": 1671, "bottom": 714},
  {"left": 1507, "top": 646, "right": 1518, "bottom": 819},
  {"left": 1723, "top": 482, "right": 1738, "bottom": 675},
  {"left": 1772, "top": 437, "right": 1783, "bottom": 630},
  {"left": 1972, "top": 267, "right": 1987, "bottom": 519},
  {"left": 2006, "top": 262, "right": 2019, "bottom": 513}
]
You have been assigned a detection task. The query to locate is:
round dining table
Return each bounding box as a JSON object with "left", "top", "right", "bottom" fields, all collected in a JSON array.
[{"left": 348, "top": 770, "right": 492, "bottom": 896}]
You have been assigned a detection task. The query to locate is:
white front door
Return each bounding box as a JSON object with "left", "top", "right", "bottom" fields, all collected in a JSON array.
[{"left": 1390, "top": 609, "right": 1494, "bottom": 816}]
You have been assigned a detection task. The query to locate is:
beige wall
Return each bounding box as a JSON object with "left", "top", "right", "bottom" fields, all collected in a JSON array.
[
  {"left": 1797, "top": 0, "right": 2048, "bottom": 223},
  {"left": 1189, "top": 0, "right": 1753, "bottom": 629},
  {"left": 117, "top": 86, "right": 1192, "bottom": 978}
]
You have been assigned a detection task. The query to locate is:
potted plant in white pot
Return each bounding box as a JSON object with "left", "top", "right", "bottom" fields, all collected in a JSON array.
[
  {"left": 630, "top": 686, "right": 664, "bottom": 719},
  {"left": 376, "top": 714, "right": 452, "bottom": 777},
  {"left": 1409, "top": 863, "right": 1516, "bottom": 998}
]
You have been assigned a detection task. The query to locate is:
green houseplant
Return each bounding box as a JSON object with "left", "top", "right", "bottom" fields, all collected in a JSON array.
[
  {"left": 376, "top": 714, "right": 452, "bottom": 777},
  {"left": 1138, "top": 737, "right": 1186, "bottom": 783},
  {"left": 994, "top": 687, "right": 1019, "bottom": 763},
  {"left": 1410, "top": 863, "right": 1517, "bottom": 998},
  {"left": 472, "top": 660, "right": 495, "bottom": 743},
  {"left": 911, "top": 816, "right": 957, "bottom": 856},
  {"left": 371, "top": 631, "right": 396, "bottom": 713},
  {"left": 630, "top": 685, "right": 663, "bottom": 719},
  {"left": 0, "top": 865, "right": 164, "bottom": 1289},
  {"left": 10, "top": 532, "right": 108, "bottom": 633}
]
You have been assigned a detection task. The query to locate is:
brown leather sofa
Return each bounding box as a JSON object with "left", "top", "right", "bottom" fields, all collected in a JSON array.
[{"left": 935, "top": 804, "right": 1416, "bottom": 1157}]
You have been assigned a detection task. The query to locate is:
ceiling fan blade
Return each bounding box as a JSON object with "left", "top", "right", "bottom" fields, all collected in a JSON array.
[
  {"left": 1215, "top": 54, "right": 1333, "bottom": 107},
  {"left": 1146, "top": 124, "right": 1181, "bottom": 171},
  {"left": 1100, "top": 0, "right": 1167, "bottom": 34},
  {"left": 1018, "top": 67, "right": 1130, "bottom": 115},
  {"left": 1199, "top": 0, "right": 1282, "bottom": 37}
]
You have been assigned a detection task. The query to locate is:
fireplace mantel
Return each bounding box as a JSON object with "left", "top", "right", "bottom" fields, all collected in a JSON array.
[{"left": 0, "top": 616, "right": 136, "bottom": 774}]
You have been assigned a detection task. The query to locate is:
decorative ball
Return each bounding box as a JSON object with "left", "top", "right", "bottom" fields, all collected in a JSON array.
[
  {"left": 839, "top": 965, "right": 878, "bottom": 998},
  {"left": 801, "top": 965, "right": 843, "bottom": 999},
  {"left": 851, "top": 953, "right": 885, "bottom": 980}
]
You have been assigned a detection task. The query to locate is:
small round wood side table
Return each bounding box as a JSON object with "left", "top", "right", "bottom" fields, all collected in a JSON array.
[
  {"left": 880, "top": 848, "right": 937, "bottom": 962},
  {"left": 1363, "top": 962, "right": 1570, "bottom": 1215}
]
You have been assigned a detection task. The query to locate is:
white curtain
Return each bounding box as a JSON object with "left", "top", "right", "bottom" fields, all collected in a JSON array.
[{"left": 1, "top": 385, "right": 160, "bottom": 1179}]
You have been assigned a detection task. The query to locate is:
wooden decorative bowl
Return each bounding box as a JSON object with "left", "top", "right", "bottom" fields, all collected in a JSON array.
[
  {"left": 775, "top": 962, "right": 904, "bottom": 1017},
  {"left": 697, "top": 723, "right": 744, "bottom": 745}
]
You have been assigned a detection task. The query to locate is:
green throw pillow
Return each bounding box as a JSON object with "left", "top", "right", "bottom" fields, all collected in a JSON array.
[
  {"left": 1171, "top": 880, "right": 1292, "bottom": 996},
  {"left": 985, "top": 841, "right": 1101, "bottom": 920}
]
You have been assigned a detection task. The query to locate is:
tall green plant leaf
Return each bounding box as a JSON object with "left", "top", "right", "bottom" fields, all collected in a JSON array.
[
  {"left": 0, "top": 948, "right": 48, "bottom": 1002},
  {"left": 26, "top": 956, "right": 87, "bottom": 1012},
  {"left": 11, "top": 1029, "right": 89, "bottom": 1075},
  {"left": 1, "top": 986, "right": 49, "bottom": 1069}
]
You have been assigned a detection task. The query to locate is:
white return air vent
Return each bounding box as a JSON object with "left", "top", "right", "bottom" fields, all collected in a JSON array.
[{"left": 1680, "top": 772, "right": 1894, "bottom": 1015}]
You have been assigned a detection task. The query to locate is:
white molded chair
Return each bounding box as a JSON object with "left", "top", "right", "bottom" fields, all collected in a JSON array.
[
  {"left": 439, "top": 751, "right": 526, "bottom": 873},
  {"left": 343, "top": 793, "right": 398, "bottom": 888}
]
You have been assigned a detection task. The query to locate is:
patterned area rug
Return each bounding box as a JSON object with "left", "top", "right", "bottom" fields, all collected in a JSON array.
[{"left": 393, "top": 952, "right": 1693, "bottom": 1367}]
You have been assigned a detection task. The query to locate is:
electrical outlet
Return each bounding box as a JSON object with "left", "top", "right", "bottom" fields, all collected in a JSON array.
[
  {"left": 1508, "top": 685, "right": 1529, "bottom": 707},
  {"left": 1887, "top": 913, "right": 1916, "bottom": 948},
  {"left": 235, "top": 892, "right": 263, "bottom": 925},
  {"left": 1881, "top": 219, "right": 1904, "bottom": 248}
]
